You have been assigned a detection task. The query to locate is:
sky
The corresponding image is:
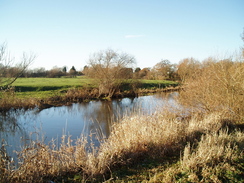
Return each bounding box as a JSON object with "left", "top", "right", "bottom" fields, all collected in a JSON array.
[{"left": 0, "top": 0, "right": 243, "bottom": 71}]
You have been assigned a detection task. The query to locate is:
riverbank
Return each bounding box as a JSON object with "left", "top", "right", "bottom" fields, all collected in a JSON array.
[
  {"left": 1, "top": 108, "right": 243, "bottom": 182},
  {"left": 2, "top": 52, "right": 243, "bottom": 182},
  {"left": 1, "top": 95, "right": 243, "bottom": 182},
  {"left": 0, "top": 77, "right": 179, "bottom": 112}
]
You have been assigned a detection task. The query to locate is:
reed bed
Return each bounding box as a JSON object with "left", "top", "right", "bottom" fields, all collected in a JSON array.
[{"left": 1, "top": 106, "right": 242, "bottom": 182}]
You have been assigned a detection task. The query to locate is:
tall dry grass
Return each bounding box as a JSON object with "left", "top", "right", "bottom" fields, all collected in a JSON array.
[
  {"left": 1, "top": 135, "right": 88, "bottom": 182},
  {"left": 151, "top": 129, "right": 244, "bottom": 182},
  {"left": 0, "top": 140, "right": 15, "bottom": 182}
]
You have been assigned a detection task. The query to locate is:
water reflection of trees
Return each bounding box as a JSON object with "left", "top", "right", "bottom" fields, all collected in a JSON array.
[
  {"left": 37, "top": 99, "right": 140, "bottom": 140},
  {"left": 0, "top": 112, "right": 20, "bottom": 134},
  {"left": 14, "top": 93, "right": 179, "bottom": 148},
  {"left": 0, "top": 110, "right": 33, "bottom": 136},
  {"left": 0, "top": 93, "right": 180, "bottom": 158},
  {"left": 0, "top": 109, "right": 37, "bottom": 159},
  {"left": 78, "top": 98, "right": 139, "bottom": 139},
  {"left": 79, "top": 101, "right": 115, "bottom": 139},
  {"left": 154, "top": 91, "right": 179, "bottom": 100}
]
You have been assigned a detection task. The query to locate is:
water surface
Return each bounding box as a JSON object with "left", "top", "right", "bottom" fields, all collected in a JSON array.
[{"left": 0, "top": 92, "right": 179, "bottom": 158}]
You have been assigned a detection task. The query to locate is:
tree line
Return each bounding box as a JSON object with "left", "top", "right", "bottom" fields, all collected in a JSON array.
[
  {"left": 1, "top": 45, "right": 242, "bottom": 83},
  {"left": 0, "top": 45, "right": 179, "bottom": 80},
  {"left": 21, "top": 66, "right": 80, "bottom": 78}
]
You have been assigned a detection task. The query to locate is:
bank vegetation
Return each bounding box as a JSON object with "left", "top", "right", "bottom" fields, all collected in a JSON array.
[
  {"left": 1, "top": 50, "right": 244, "bottom": 182},
  {"left": 0, "top": 46, "right": 181, "bottom": 112}
]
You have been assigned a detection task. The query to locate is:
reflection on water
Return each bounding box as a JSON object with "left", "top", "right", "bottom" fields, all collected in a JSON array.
[
  {"left": 0, "top": 109, "right": 36, "bottom": 162},
  {"left": 0, "top": 92, "right": 179, "bottom": 158}
]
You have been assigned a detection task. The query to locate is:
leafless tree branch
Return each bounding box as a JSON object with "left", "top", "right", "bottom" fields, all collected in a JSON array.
[{"left": 0, "top": 43, "right": 35, "bottom": 87}]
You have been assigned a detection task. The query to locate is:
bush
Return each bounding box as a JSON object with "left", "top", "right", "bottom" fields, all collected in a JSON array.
[{"left": 179, "top": 57, "right": 244, "bottom": 122}]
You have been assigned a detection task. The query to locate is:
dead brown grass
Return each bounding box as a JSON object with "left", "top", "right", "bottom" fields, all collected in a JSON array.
[
  {"left": 0, "top": 88, "right": 38, "bottom": 112},
  {"left": 2, "top": 135, "right": 88, "bottom": 182}
]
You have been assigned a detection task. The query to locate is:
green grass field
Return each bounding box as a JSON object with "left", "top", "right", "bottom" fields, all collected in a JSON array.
[
  {"left": 9, "top": 77, "right": 178, "bottom": 99},
  {"left": 10, "top": 76, "right": 95, "bottom": 98},
  {"left": 140, "top": 79, "right": 178, "bottom": 88},
  {"left": 12, "top": 76, "right": 94, "bottom": 89}
]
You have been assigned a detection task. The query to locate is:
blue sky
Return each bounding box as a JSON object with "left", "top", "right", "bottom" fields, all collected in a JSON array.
[{"left": 0, "top": 0, "right": 243, "bottom": 70}]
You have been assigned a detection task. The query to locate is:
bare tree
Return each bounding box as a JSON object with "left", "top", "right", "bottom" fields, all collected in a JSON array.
[
  {"left": 179, "top": 57, "right": 244, "bottom": 120},
  {"left": 69, "top": 66, "right": 77, "bottom": 77},
  {"left": 0, "top": 43, "right": 35, "bottom": 87},
  {"left": 151, "top": 59, "right": 175, "bottom": 80},
  {"left": 47, "top": 66, "right": 63, "bottom": 78},
  {"left": 85, "top": 49, "right": 136, "bottom": 98},
  {"left": 177, "top": 57, "right": 201, "bottom": 82},
  {"left": 136, "top": 68, "right": 150, "bottom": 79}
]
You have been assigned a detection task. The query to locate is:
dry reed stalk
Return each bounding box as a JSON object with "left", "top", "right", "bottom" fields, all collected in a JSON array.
[
  {"left": 0, "top": 140, "right": 15, "bottom": 183},
  {"left": 186, "top": 112, "right": 230, "bottom": 135},
  {"left": 9, "top": 134, "right": 88, "bottom": 182},
  {"left": 181, "top": 130, "right": 244, "bottom": 182}
]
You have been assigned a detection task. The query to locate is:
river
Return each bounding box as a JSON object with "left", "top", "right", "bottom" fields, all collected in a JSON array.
[{"left": 0, "top": 92, "right": 179, "bottom": 160}]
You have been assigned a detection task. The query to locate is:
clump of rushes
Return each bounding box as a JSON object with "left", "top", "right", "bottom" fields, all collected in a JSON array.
[
  {"left": 152, "top": 130, "right": 244, "bottom": 182},
  {"left": 9, "top": 135, "right": 88, "bottom": 182}
]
